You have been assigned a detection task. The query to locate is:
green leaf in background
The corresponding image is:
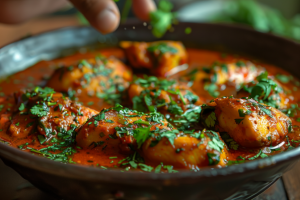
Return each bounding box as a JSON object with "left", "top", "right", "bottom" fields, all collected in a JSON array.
[{"left": 212, "top": 0, "right": 300, "bottom": 42}]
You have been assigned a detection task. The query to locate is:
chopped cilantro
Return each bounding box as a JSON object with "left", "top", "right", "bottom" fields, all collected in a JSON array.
[
  {"left": 236, "top": 61, "right": 245, "bottom": 67},
  {"left": 47, "top": 102, "right": 57, "bottom": 106},
  {"left": 221, "top": 64, "right": 228, "bottom": 73},
  {"left": 235, "top": 118, "right": 244, "bottom": 124},
  {"left": 87, "top": 101, "right": 94, "bottom": 106},
  {"left": 19, "top": 103, "right": 25, "bottom": 111},
  {"left": 134, "top": 119, "right": 150, "bottom": 126},
  {"left": 205, "top": 112, "right": 216, "bottom": 128},
  {"left": 147, "top": 43, "right": 178, "bottom": 55},
  {"left": 30, "top": 103, "right": 49, "bottom": 117},
  {"left": 208, "top": 137, "right": 224, "bottom": 152},
  {"left": 185, "top": 27, "right": 192, "bottom": 34},
  {"left": 207, "top": 153, "right": 220, "bottom": 165},
  {"left": 221, "top": 133, "right": 239, "bottom": 150},
  {"left": 37, "top": 135, "right": 46, "bottom": 144},
  {"left": 129, "top": 160, "right": 137, "bottom": 169},
  {"left": 260, "top": 153, "right": 268, "bottom": 158},
  {"left": 94, "top": 110, "right": 105, "bottom": 121},
  {"left": 238, "top": 109, "right": 251, "bottom": 117},
  {"left": 79, "top": 60, "right": 92, "bottom": 68},
  {"left": 154, "top": 163, "right": 162, "bottom": 173},
  {"left": 139, "top": 163, "right": 153, "bottom": 172},
  {"left": 227, "top": 160, "right": 246, "bottom": 165},
  {"left": 163, "top": 165, "right": 178, "bottom": 173},
  {"left": 288, "top": 121, "right": 292, "bottom": 133},
  {"left": 291, "top": 139, "right": 300, "bottom": 143},
  {"left": 89, "top": 141, "right": 105, "bottom": 148},
  {"left": 204, "top": 83, "right": 219, "bottom": 98},
  {"left": 256, "top": 71, "right": 268, "bottom": 81},
  {"left": 58, "top": 104, "right": 63, "bottom": 111},
  {"left": 133, "top": 126, "right": 151, "bottom": 148},
  {"left": 160, "top": 129, "right": 178, "bottom": 146},
  {"left": 258, "top": 104, "right": 273, "bottom": 118},
  {"left": 167, "top": 103, "right": 183, "bottom": 115},
  {"left": 275, "top": 74, "right": 290, "bottom": 83},
  {"left": 248, "top": 150, "right": 267, "bottom": 160},
  {"left": 149, "top": 0, "right": 176, "bottom": 38}
]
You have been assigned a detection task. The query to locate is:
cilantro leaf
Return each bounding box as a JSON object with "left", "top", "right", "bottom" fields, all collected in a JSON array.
[
  {"left": 129, "top": 160, "right": 138, "bottom": 169},
  {"left": 227, "top": 160, "right": 246, "bottom": 165},
  {"left": 260, "top": 153, "right": 268, "bottom": 158},
  {"left": 221, "top": 64, "right": 228, "bottom": 73},
  {"left": 37, "top": 135, "right": 46, "bottom": 144},
  {"left": 89, "top": 141, "right": 105, "bottom": 149},
  {"left": 185, "top": 27, "right": 192, "bottom": 34},
  {"left": 160, "top": 130, "right": 178, "bottom": 146},
  {"left": 257, "top": 104, "right": 273, "bottom": 118},
  {"left": 221, "top": 133, "right": 239, "bottom": 150},
  {"left": 132, "top": 96, "right": 148, "bottom": 112},
  {"left": 163, "top": 165, "right": 178, "bottom": 173},
  {"left": 154, "top": 164, "right": 162, "bottom": 173},
  {"left": 238, "top": 109, "right": 251, "bottom": 117},
  {"left": 19, "top": 103, "right": 25, "bottom": 111},
  {"left": 147, "top": 43, "right": 178, "bottom": 54},
  {"left": 204, "top": 83, "right": 219, "bottom": 98},
  {"left": 248, "top": 150, "right": 263, "bottom": 160},
  {"left": 149, "top": 0, "right": 176, "bottom": 38},
  {"left": 167, "top": 103, "right": 183, "bottom": 115},
  {"left": 94, "top": 111, "right": 105, "bottom": 121},
  {"left": 205, "top": 112, "right": 216, "bottom": 128},
  {"left": 133, "top": 126, "right": 151, "bottom": 148},
  {"left": 208, "top": 137, "right": 224, "bottom": 152},
  {"left": 235, "top": 118, "right": 244, "bottom": 124},
  {"left": 138, "top": 163, "right": 153, "bottom": 172},
  {"left": 184, "top": 90, "right": 199, "bottom": 104},
  {"left": 207, "top": 153, "right": 220, "bottom": 165},
  {"left": 134, "top": 119, "right": 150, "bottom": 126},
  {"left": 236, "top": 61, "right": 245, "bottom": 67},
  {"left": 34, "top": 87, "right": 55, "bottom": 98},
  {"left": 256, "top": 71, "right": 268, "bottom": 81},
  {"left": 30, "top": 103, "right": 49, "bottom": 117},
  {"left": 275, "top": 74, "right": 290, "bottom": 83}
]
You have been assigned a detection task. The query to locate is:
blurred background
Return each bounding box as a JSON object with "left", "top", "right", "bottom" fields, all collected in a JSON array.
[{"left": 1, "top": 0, "right": 300, "bottom": 46}]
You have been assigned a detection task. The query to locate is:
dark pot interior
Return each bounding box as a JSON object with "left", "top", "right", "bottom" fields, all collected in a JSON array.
[{"left": 1, "top": 21, "right": 300, "bottom": 200}]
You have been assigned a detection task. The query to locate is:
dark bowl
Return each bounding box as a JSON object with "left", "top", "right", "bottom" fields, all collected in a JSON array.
[{"left": 1, "top": 21, "right": 300, "bottom": 200}]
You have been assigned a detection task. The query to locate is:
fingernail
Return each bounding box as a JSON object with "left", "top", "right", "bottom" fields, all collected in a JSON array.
[{"left": 97, "top": 9, "right": 119, "bottom": 34}]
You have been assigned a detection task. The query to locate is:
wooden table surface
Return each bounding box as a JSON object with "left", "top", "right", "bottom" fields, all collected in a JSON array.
[{"left": 0, "top": 15, "right": 299, "bottom": 200}]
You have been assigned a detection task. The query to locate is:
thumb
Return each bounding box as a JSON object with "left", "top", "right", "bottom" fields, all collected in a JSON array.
[{"left": 69, "top": 0, "right": 120, "bottom": 34}]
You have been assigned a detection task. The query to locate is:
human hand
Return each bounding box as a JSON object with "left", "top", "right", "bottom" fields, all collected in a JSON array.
[{"left": 0, "top": 0, "right": 156, "bottom": 34}]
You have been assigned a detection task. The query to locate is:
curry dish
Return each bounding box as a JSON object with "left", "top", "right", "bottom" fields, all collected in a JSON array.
[{"left": 0, "top": 41, "right": 299, "bottom": 172}]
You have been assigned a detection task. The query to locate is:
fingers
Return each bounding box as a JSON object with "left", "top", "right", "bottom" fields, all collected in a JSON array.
[
  {"left": 0, "top": 0, "right": 69, "bottom": 24},
  {"left": 132, "top": 0, "right": 156, "bottom": 21},
  {"left": 0, "top": 0, "right": 156, "bottom": 34},
  {"left": 69, "top": 0, "right": 120, "bottom": 34}
]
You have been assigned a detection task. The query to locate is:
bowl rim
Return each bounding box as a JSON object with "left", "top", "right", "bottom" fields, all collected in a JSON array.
[{"left": 1, "top": 21, "right": 300, "bottom": 182}]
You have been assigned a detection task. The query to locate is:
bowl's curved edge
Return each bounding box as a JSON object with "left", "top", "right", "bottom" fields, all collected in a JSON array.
[{"left": 0, "top": 21, "right": 299, "bottom": 184}]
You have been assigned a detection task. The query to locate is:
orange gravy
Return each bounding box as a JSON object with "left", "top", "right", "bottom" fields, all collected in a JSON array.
[{"left": 1, "top": 48, "right": 300, "bottom": 169}]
